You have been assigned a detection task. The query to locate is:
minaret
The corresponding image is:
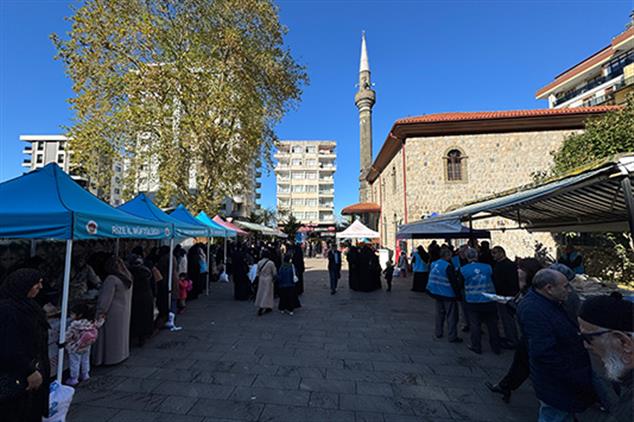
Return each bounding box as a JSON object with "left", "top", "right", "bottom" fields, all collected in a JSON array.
[{"left": 355, "top": 31, "right": 376, "bottom": 203}]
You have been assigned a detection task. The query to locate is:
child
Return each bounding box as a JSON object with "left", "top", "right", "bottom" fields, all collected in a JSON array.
[
  {"left": 65, "top": 304, "right": 104, "bottom": 386},
  {"left": 178, "top": 272, "right": 193, "bottom": 313},
  {"left": 383, "top": 259, "right": 394, "bottom": 292}
]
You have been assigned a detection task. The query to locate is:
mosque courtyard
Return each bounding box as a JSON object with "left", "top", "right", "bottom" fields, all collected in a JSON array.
[{"left": 67, "top": 258, "right": 598, "bottom": 422}]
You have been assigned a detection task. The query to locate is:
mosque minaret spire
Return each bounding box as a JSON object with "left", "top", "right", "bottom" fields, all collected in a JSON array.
[{"left": 355, "top": 31, "right": 376, "bottom": 202}]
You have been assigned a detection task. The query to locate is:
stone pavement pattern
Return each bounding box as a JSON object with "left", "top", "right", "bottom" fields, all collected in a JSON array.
[{"left": 66, "top": 258, "right": 578, "bottom": 421}]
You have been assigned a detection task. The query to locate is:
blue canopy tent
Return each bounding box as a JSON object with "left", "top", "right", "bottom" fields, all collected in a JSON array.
[
  {"left": 196, "top": 211, "right": 236, "bottom": 266},
  {"left": 170, "top": 204, "right": 227, "bottom": 295},
  {"left": 0, "top": 164, "right": 171, "bottom": 381},
  {"left": 119, "top": 194, "right": 211, "bottom": 300}
]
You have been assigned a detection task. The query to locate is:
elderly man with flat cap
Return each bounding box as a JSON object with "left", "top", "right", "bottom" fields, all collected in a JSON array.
[{"left": 579, "top": 293, "right": 634, "bottom": 422}]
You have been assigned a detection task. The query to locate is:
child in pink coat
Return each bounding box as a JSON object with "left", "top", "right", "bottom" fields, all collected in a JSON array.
[
  {"left": 177, "top": 272, "right": 193, "bottom": 313},
  {"left": 65, "top": 304, "right": 104, "bottom": 386}
]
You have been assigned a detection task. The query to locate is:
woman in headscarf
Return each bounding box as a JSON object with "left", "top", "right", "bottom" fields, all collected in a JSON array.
[
  {"left": 0, "top": 269, "right": 50, "bottom": 422},
  {"left": 254, "top": 249, "right": 277, "bottom": 316},
  {"left": 127, "top": 254, "right": 154, "bottom": 347},
  {"left": 92, "top": 256, "right": 133, "bottom": 366}
]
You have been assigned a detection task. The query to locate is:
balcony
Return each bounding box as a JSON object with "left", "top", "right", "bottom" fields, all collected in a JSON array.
[
  {"left": 22, "top": 147, "right": 32, "bottom": 154},
  {"left": 554, "top": 71, "right": 625, "bottom": 107},
  {"left": 319, "top": 165, "right": 336, "bottom": 172},
  {"left": 277, "top": 190, "right": 290, "bottom": 196},
  {"left": 319, "top": 190, "right": 334, "bottom": 197},
  {"left": 21, "top": 159, "right": 32, "bottom": 167},
  {"left": 319, "top": 177, "right": 334, "bottom": 183},
  {"left": 319, "top": 202, "right": 334, "bottom": 209}
]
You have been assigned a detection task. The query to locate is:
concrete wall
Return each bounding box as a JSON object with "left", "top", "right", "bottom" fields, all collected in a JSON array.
[{"left": 371, "top": 129, "right": 582, "bottom": 259}]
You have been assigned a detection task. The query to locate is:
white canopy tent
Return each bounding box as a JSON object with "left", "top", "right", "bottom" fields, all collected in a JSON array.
[{"left": 336, "top": 220, "right": 380, "bottom": 239}]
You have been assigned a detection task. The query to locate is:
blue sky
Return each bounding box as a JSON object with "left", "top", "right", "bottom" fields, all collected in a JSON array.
[{"left": 1, "top": 0, "right": 631, "bottom": 215}]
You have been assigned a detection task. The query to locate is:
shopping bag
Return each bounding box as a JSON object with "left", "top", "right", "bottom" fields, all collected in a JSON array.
[
  {"left": 393, "top": 268, "right": 401, "bottom": 277},
  {"left": 248, "top": 264, "right": 258, "bottom": 283},
  {"left": 43, "top": 381, "right": 75, "bottom": 422},
  {"left": 219, "top": 271, "right": 229, "bottom": 283}
]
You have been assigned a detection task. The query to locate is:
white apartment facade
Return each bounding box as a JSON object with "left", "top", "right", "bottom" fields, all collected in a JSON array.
[
  {"left": 275, "top": 140, "right": 336, "bottom": 227},
  {"left": 20, "top": 135, "right": 124, "bottom": 205},
  {"left": 536, "top": 26, "right": 634, "bottom": 108}
]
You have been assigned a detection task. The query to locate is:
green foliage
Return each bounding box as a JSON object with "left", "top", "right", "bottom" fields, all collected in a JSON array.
[
  {"left": 247, "top": 207, "right": 276, "bottom": 227},
  {"left": 279, "top": 213, "right": 302, "bottom": 238},
  {"left": 52, "top": 0, "right": 307, "bottom": 209},
  {"left": 551, "top": 96, "right": 634, "bottom": 175}
]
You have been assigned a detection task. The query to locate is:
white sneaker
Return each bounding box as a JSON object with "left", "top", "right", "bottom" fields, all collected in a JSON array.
[
  {"left": 169, "top": 325, "right": 183, "bottom": 332},
  {"left": 288, "top": 311, "right": 294, "bottom": 316}
]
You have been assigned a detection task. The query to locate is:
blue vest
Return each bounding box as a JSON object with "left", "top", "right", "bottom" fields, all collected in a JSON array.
[
  {"left": 566, "top": 251, "right": 585, "bottom": 275},
  {"left": 452, "top": 255, "right": 461, "bottom": 269},
  {"left": 460, "top": 262, "right": 495, "bottom": 303},
  {"left": 427, "top": 259, "right": 455, "bottom": 298},
  {"left": 412, "top": 252, "right": 428, "bottom": 273}
]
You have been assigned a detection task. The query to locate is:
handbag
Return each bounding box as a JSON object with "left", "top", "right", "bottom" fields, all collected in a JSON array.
[{"left": 0, "top": 372, "right": 27, "bottom": 402}]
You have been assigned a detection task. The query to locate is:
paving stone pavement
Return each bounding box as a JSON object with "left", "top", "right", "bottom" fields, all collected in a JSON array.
[{"left": 67, "top": 258, "right": 602, "bottom": 422}]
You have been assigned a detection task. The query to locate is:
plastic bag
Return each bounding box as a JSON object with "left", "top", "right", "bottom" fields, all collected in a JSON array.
[
  {"left": 43, "top": 381, "right": 75, "bottom": 422},
  {"left": 247, "top": 264, "right": 257, "bottom": 283},
  {"left": 219, "top": 271, "right": 229, "bottom": 283},
  {"left": 393, "top": 268, "right": 401, "bottom": 277}
]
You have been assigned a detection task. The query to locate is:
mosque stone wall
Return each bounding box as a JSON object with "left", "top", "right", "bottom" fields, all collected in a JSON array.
[{"left": 371, "top": 129, "right": 583, "bottom": 259}]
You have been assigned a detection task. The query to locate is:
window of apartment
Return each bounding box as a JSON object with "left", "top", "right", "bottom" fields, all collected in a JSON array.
[
  {"left": 292, "top": 198, "right": 305, "bottom": 206},
  {"left": 293, "top": 171, "right": 305, "bottom": 179},
  {"left": 306, "top": 146, "right": 316, "bottom": 154},
  {"left": 291, "top": 159, "right": 302, "bottom": 166},
  {"left": 37, "top": 142, "right": 44, "bottom": 151},
  {"left": 306, "top": 199, "right": 317, "bottom": 207},
  {"left": 292, "top": 146, "right": 304, "bottom": 154},
  {"left": 58, "top": 142, "right": 65, "bottom": 151},
  {"left": 57, "top": 154, "right": 64, "bottom": 164},
  {"left": 114, "top": 164, "right": 122, "bottom": 173},
  {"left": 114, "top": 188, "right": 121, "bottom": 195},
  {"left": 445, "top": 149, "right": 466, "bottom": 182},
  {"left": 306, "top": 159, "right": 317, "bottom": 166},
  {"left": 306, "top": 171, "right": 317, "bottom": 180},
  {"left": 306, "top": 185, "right": 317, "bottom": 193},
  {"left": 292, "top": 185, "right": 306, "bottom": 193},
  {"left": 294, "top": 211, "right": 305, "bottom": 219},
  {"left": 36, "top": 154, "right": 43, "bottom": 164}
]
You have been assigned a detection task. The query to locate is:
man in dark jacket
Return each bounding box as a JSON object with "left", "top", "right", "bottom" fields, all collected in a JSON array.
[
  {"left": 327, "top": 243, "right": 342, "bottom": 295},
  {"left": 491, "top": 246, "right": 520, "bottom": 348},
  {"left": 518, "top": 269, "right": 596, "bottom": 421}
]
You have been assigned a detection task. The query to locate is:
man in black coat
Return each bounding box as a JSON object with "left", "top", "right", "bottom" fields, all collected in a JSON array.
[
  {"left": 491, "top": 246, "right": 520, "bottom": 348},
  {"left": 327, "top": 243, "right": 342, "bottom": 295}
]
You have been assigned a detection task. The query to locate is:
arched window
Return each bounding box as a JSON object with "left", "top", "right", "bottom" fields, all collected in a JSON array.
[{"left": 445, "top": 149, "right": 466, "bottom": 182}]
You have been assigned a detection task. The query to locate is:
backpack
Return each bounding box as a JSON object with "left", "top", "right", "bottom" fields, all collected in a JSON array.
[{"left": 77, "top": 325, "right": 99, "bottom": 351}]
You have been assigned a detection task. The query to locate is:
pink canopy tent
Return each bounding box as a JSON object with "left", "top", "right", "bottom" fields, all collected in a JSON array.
[{"left": 213, "top": 215, "right": 248, "bottom": 236}]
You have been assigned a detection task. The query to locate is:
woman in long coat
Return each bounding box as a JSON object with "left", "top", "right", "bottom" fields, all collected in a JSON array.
[
  {"left": 127, "top": 254, "right": 154, "bottom": 346},
  {"left": 291, "top": 244, "right": 305, "bottom": 295},
  {"left": 254, "top": 250, "right": 277, "bottom": 316},
  {"left": 93, "top": 256, "right": 133, "bottom": 366},
  {"left": 0, "top": 269, "right": 50, "bottom": 422}
]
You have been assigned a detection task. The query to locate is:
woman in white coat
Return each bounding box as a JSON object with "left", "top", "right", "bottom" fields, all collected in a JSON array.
[{"left": 254, "top": 249, "right": 277, "bottom": 316}]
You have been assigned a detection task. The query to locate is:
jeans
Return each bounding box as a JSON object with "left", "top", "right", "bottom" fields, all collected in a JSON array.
[
  {"left": 538, "top": 401, "right": 574, "bottom": 422},
  {"left": 329, "top": 269, "right": 339, "bottom": 292},
  {"left": 69, "top": 348, "right": 91, "bottom": 380},
  {"left": 434, "top": 298, "right": 458, "bottom": 341}
]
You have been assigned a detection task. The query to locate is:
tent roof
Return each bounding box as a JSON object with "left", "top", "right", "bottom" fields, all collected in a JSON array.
[
  {"left": 0, "top": 163, "right": 169, "bottom": 240},
  {"left": 213, "top": 215, "right": 248, "bottom": 236},
  {"left": 336, "top": 220, "right": 380, "bottom": 239},
  {"left": 168, "top": 205, "right": 220, "bottom": 237},
  {"left": 234, "top": 220, "right": 288, "bottom": 238},
  {"left": 196, "top": 211, "right": 235, "bottom": 237},
  {"left": 415, "top": 154, "right": 634, "bottom": 233},
  {"left": 119, "top": 194, "right": 209, "bottom": 238},
  {"left": 397, "top": 219, "right": 491, "bottom": 239}
]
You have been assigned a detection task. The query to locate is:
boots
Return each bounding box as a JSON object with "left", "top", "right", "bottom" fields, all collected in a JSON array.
[
  {"left": 164, "top": 312, "right": 183, "bottom": 331},
  {"left": 485, "top": 381, "right": 511, "bottom": 403}
]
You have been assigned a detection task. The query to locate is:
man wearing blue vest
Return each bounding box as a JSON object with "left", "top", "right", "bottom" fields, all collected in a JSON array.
[
  {"left": 459, "top": 248, "right": 501, "bottom": 354},
  {"left": 410, "top": 245, "right": 429, "bottom": 292},
  {"left": 452, "top": 245, "right": 471, "bottom": 333},
  {"left": 558, "top": 245, "right": 584, "bottom": 275},
  {"left": 427, "top": 247, "right": 462, "bottom": 343}
]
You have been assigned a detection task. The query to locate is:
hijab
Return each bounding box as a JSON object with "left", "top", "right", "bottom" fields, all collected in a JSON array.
[
  {"left": 104, "top": 256, "right": 133, "bottom": 289},
  {"left": 0, "top": 268, "right": 49, "bottom": 329}
]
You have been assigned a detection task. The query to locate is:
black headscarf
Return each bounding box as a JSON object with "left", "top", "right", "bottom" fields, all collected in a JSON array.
[{"left": 0, "top": 268, "right": 49, "bottom": 330}]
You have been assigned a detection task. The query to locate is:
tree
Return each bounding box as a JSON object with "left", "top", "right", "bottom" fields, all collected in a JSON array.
[
  {"left": 551, "top": 96, "right": 634, "bottom": 176},
  {"left": 548, "top": 96, "right": 634, "bottom": 285},
  {"left": 280, "top": 214, "right": 302, "bottom": 238},
  {"left": 248, "top": 207, "right": 276, "bottom": 227},
  {"left": 51, "top": 0, "right": 307, "bottom": 209}
]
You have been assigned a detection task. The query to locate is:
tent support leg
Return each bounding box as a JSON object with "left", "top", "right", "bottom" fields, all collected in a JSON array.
[
  {"left": 224, "top": 236, "right": 228, "bottom": 265},
  {"left": 30, "top": 240, "right": 37, "bottom": 257},
  {"left": 168, "top": 238, "right": 175, "bottom": 315},
  {"left": 206, "top": 239, "right": 211, "bottom": 296},
  {"left": 114, "top": 238, "right": 120, "bottom": 257},
  {"left": 57, "top": 239, "right": 73, "bottom": 382},
  {"left": 622, "top": 177, "right": 634, "bottom": 249}
]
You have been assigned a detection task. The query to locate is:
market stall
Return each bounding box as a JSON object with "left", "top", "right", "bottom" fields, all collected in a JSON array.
[
  {"left": 336, "top": 220, "right": 380, "bottom": 240},
  {"left": 0, "top": 164, "right": 171, "bottom": 381},
  {"left": 397, "top": 218, "right": 491, "bottom": 239},
  {"left": 196, "top": 211, "right": 236, "bottom": 266},
  {"left": 233, "top": 220, "right": 288, "bottom": 238}
]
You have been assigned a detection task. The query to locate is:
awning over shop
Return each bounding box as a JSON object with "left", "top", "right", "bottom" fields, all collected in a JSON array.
[
  {"left": 0, "top": 163, "right": 170, "bottom": 240},
  {"left": 336, "top": 220, "right": 380, "bottom": 239},
  {"left": 234, "top": 220, "right": 288, "bottom": 238},
  {"left": 397, "top": 219, "right": 491, "bottom": 239},
  {"left": 119, "top": 194, "right": 209, "bottom": 239},
  {"left": 213, "top": 215, "right": 248, "bottom": 236},
  {"left": 341, "top": 202, "right": 381, "bottom": 215},
  {"left": 196, "top": 211, "right": 236, "bottom": 237},
  {"left": 405, "top": 154, "right": 634, "bottom": 233},
  {"left": 169, "top": 204, "right": 225, "bottom": 237}
]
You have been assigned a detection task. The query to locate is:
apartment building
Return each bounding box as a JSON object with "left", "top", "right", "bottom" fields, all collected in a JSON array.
[
  {"left": 536, "top": 26, "right": 634, "bottom": 108},
  {"left": 19, "top": 135, "right": 124, "bottom": 205},
  {"left": 275, "top": 140, "right": 336, "bottom": 227}
]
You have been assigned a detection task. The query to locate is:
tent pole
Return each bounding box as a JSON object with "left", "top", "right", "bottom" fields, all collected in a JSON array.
[
  {"left": 114, "top": 238, "right": 120, "bottom": 257},
  {"left": 168, "top": 238, "right": 175, "bottom": 313},
  {"left": 57, "top": 239, "right": 73, "bottom": 382},
  {"left": 621, "top": 177, "right": 634, "bottom": 249},
  {"left": 30, "top": 240, "right": 37, "bottom": 257},
  {"left": 206, "top": 239, "right": 211, "bottom": 296},
  {"left": 224, "top": 235, "right": 228, "bottom": 265}
]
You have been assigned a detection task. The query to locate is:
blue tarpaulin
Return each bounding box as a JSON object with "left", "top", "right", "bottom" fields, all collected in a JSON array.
[
  {"left": 170, "top": 205, "right": 226, "bottom": 237},
  {"left": 119, "top": 194, "right": 209, "bottom": 239},
  {"left": 0, "top": 164, "right": 170, "bottom": 240},
  {"left": 196, "top": 211, "right": 235, "bottom": 237}
]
